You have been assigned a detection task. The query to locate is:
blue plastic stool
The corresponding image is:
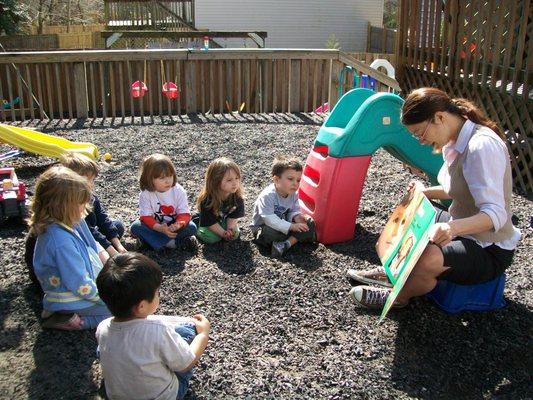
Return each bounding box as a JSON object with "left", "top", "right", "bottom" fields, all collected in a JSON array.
[{"left": 427, "top": 274, "right": 507, "bottom": 314}]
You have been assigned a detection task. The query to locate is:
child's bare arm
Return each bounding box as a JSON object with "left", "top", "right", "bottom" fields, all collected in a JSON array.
[
  {"left": 106, "top": 245, "right": 118, "bottom": 257},
  {"left": 98, "top": 250, "right": 110, "bottom": 264},
  {"left": 208, "top": 222, "right": 227, "bottom": 238},
  {"left": 226, "top": 218, "right": 238, "bottom": 231}
]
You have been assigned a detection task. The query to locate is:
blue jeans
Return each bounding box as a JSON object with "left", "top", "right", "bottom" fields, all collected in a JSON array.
[
  {"left": 174, "top": 323, "right": 197, "bottom": 400},
  {"left": 76, "top": 303, "right": 112, "bottom": 329},
  {"left": 130, "top": 220, "right": 197, "bottom": 250}
]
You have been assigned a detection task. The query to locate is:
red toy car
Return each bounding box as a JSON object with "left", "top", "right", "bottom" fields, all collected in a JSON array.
[{"left": 0, "top": 167, "right": 28, "bottom": 221}]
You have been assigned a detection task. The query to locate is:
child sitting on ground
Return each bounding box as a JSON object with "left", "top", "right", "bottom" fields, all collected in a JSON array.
[
  {"left": 25, "top": 153, "right": 126, "bottom": 287},
  {"left": 30, "top": 165, "right": 112, "bottom": 330},
  {"left": 96, "top": 252, "right": 210, "bottom": 400},
  {"left": 61, "top": 153, "right": 127, "bottom": 257},
  {"left": 195, "top": 157, "right": 245, "bottom": 244},
  {"left": 130, "top": 154, "right": 197, "bottom": 251},
  {"left": 251, "top": 156, "right": 316, "bottom": 257}
]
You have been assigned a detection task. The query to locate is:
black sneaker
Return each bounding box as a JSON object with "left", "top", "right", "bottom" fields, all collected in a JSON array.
[
  {"left": 180, "top": 236, "right": 199, "bottom": 252},
  {"left": 134, "top": 238, "right": 149, "bottom": 251}
]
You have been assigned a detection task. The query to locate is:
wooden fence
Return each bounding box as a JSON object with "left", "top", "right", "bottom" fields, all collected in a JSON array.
[
  {"left": 349, "top": 52, "right": 396, "bottom": 67},
  {"left": 0, "top": 33, "right": 102, "bottom": 50},
  {"left": 0, "top": 35, "right": 59, "bottom": 50},
  {"left": 37, "top": 24, "right": 105, "bottom": 35},
  {"left": 0, "top": 49, "right": 399, "bottom": 123},
  {"left": 396, "top": 0, "right": 533, "bottom": 193},
  {"left": 366, "top": 24, "right": 397, "bottom": 53}
]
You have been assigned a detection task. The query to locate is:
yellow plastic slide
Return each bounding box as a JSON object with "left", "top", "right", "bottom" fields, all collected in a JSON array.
[{"left": 0, "top": 124, "right": 99, "bottom": 160}]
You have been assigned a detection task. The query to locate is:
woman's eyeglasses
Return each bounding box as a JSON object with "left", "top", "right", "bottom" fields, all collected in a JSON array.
[{"left": 413, "top": 120, "right": 431, "bottom": 142}]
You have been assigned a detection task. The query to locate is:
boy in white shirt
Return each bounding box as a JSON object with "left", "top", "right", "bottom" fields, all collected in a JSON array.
[
  {"left": 251, "top": 156, "right": 316, "bottom": 257},
  {"left": 96, "top": 252, "right": 210, "bottom": 400}
]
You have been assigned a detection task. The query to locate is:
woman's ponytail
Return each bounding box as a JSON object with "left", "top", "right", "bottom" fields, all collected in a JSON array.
[{"left": 448, "top": 98, "right": 505, "bottom": 139}]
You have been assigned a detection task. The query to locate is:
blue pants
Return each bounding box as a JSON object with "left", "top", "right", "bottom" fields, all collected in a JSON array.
[
  {"left": 174, "top": 323, "right": 197, "bottom": 400},
  {"left": 111, "top": 219, "right": 125, "bottom": 238},
  {"left": 130, "top": 220, "right": 197, "bottom": 251},
  {"left": 76, "top": 303, "right": 112, "bottom": 329}
]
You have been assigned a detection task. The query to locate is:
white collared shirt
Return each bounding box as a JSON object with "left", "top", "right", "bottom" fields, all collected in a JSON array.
[{"left": 438, "top": 120, "right": 521, "bottom": 250}]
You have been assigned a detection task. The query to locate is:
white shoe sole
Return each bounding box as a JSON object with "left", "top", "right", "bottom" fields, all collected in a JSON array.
[{"left": 346, "top": 270, "right": 392, "bottom": 288}]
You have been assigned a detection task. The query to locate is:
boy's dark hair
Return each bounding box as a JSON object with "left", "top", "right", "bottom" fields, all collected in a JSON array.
[
  {"left": 271, "top": 155, "right": 303, "bottom": 177},
  {"left": 96, "top": 252, "right": 163, "bottom": 318}
]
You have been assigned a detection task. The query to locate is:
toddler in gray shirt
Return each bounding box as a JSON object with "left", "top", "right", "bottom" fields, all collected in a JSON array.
[{"left": 251, "top": 156, "right": 316, "bottom": 257}]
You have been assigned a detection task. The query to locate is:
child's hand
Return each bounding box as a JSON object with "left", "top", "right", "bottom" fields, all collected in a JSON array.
[
  {"left": 111, "top": 238, "right": 127, "bottom": 254},
  {"left": 169, "top": 221, "right": 183, "bottom": 232},
  {"left": 290, "top": 222, "right": 309, "bottom": 232},
  {"left": 293, "top": 214, "right": 310, "bottom": 224},
  {"left": 192, "top": 314, "right": 211, "bottom": 335},
  {"left": 223, "top": 229, "right": 234, "bottom": 241},
  {"left": 158, "top": 224, "right": 177, "bottom": 238}
]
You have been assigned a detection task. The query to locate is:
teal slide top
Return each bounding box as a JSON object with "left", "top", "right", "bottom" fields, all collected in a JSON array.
[{"left": 314, "top": 89, "right": 443, "bottom": 185}]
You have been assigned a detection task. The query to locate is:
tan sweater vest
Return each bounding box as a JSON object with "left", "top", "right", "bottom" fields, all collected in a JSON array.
[{"left": 447, "top": 125, "right": 514, "bottom": 243}]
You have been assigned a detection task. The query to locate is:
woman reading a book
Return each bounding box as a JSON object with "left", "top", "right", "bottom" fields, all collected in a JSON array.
[{"left": 348, "top": 87, "right": 521, "bottom": 310}]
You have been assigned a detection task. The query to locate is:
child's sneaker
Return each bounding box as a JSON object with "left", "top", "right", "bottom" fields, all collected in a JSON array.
[
  {"left": 271, "top": 241, "right": 290, "bottom": 258},
  {"left": 42, "top": 312, "right": 84, "bottom": 330},
  {"left": 134, "top": 238, "right": 148, "bottom": 251},
  {"left": 349, "top": 285, "right": 408, "bottom": 310},
  {"left": 165, "top": 239, "right": 177, "bottom": 249},
  {"left": 346, "top": 267, "right": 392, "bottom": 288},
  {"left": 180, "top": 236, "right": 198, "bottom": 252}
]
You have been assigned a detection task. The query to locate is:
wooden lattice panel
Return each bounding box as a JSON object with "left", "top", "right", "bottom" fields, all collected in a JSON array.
[{"left": 396, "top": 0, "right": 533, "bottom": 194}]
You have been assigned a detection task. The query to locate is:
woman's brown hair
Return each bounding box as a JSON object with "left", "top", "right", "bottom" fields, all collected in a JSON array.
[
  {"left": 196, "top": 157, "right": 243, "bottom": 216},
  {"left": 139, "top": 154, "right": 177, "bottom": 191},
  {"left": 401, "top": 87, "right": 504, "bottom": 139},
  {"left": 29, "top": 165, "right": 92, "bottom": 235}
]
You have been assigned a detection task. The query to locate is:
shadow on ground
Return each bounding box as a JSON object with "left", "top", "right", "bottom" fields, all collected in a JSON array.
[
  {"left": 202, "top": 239, "right": 257, "bottom": 275},
  {"left": 390, "top": 299, "right": 533, "bottom": 399}
]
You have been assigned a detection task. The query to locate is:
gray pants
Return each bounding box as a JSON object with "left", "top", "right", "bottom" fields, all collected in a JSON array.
[{"left": 254, "top": 219, "right": 316, "bottom": 247}]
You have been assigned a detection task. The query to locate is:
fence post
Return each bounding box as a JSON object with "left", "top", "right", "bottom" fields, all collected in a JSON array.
[
  {"left": 73, "top": 62, "right": 89, "bottom": 118},
  {"left": 366, "top": 22, "right": 372, "bottom": 52}
]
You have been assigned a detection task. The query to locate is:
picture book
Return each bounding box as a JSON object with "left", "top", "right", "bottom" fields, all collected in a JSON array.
[{"left": 375, "top": 182, "right": 437, "bottom": 322}]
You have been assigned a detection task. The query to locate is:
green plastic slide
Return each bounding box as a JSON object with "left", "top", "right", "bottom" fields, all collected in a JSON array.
[{"left": 314, "top": 89, "right": 443, "bottom": 185}]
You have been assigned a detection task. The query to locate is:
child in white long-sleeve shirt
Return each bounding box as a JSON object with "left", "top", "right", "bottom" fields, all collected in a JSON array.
[
  {"left": 251, "top": 156, "right": 316, "bottom": 257},
  {"left": 130, "top": 154, "right": 197, "bottom": 251}
]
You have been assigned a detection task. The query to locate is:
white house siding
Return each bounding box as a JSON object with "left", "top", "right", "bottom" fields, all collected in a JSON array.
[{"left": 195, "top": 0, "right": 384, "bottom": 52}]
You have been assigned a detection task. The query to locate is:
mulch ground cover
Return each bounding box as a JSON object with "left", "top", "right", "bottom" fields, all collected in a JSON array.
[{"left": 1, "top": 114, "right": 531, "bottom": 399}]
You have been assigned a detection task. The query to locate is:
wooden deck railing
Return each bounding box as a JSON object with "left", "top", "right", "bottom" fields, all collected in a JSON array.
[
  {"left": 105, "top": 0, "right": 195, "bottom": 31},
  {"left": 0, "top": 49, "right": 399, "bottom": 122}
]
